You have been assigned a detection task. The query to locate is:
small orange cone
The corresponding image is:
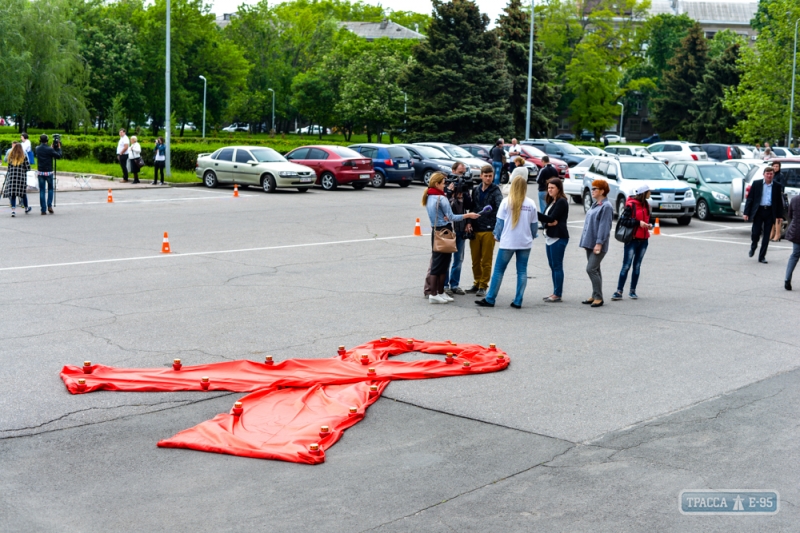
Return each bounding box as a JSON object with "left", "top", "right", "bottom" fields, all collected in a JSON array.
[
  {"left": 653, "top": 218, "right": 661, "bottom": 235},
  {"left": 161, "top": 232, "right": 171, "bottom": 254},
  {"left": 107, "top": 189, "right": 113, "bottom": 203},
  {"left": 414, "top": 218, "right": 422, "bottom": 236},
  {"left": 233, "top": 184, "right": 239, "bottom": 198}
]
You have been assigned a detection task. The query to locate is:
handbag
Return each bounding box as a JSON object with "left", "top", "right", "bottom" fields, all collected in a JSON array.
[
  {"left": 432, "top": 197, "right": 458, "bottom": 253},
  {"left": 615, "top": 203, "right": 636, "bottom": 244},
  {"left": 135, "top": 157, "right": 146, "bottom": 169},
  {"left": 26, "top": 170, "right": 39, "bottom": 191}
]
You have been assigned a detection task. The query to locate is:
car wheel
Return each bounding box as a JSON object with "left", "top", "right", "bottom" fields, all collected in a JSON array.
[
  {"left": 677, "top": 216, "right": 692, "bottom": 226},
  {"left": 352, "top": 183, "right": 366, "bottom": 190},
  {"left": 616, "top": 196, "right": 626, "bottom": 219},
  {"left": 696, "top": 199, "right": 712, "bottom": 221},
  {"left": 372, "top": 171, "right": 386, "bottom": 188},
  {"left": 203, "top": 171, "right": 218, "bottom": 188},
  {"left": 572, "top": 195, "right": 582, "bottom": 204},
  {"left": 320, "top": 172, "right": 337, "bottom": 191},
  {"left": 398, "top": 180, "right": 411, "bottom": 188},
  {"left": 583, "top": 190, "right": 592, "bottom": 213},
  {"left": 423, "top": 170, "right": 433, "bottom": 186},
  {"left": 297, "top": 187, "right": 309, "bottom": 193},
  {"left": 261, "top": 174, "right": 277, "bottom": 193}
]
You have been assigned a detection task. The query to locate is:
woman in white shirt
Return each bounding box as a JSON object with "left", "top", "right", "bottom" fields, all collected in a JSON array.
[
  {"left": 127, "top": 136, "right": 142, "bottom": 184},
  {"left": 475, "top": 175, "right": 538, "bottom": 308}
]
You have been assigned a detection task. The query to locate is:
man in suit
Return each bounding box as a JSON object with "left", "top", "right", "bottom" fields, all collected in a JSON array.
[{"left": 743, "top": 166, "right": 784, "bottom": 263}]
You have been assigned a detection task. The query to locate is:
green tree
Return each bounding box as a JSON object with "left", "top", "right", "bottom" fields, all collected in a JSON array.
[
  {"left": 496, "top": 0, "right": 559, "bottom": 138},
  {"left": 640, "top": 14, "right": 695, "bottom": 79},
  {"left": 565, "top": 44, "right": 621, "bottom": 139},
  {"left": 690, "top": 43, "right": 743, "bottom": 143},
  {"left": 291, "top": 70, "right": 339, "bottom": 138},
  {"left": 0, "top": 0, "right": 31, "bottom": 120},
  {"left": 400, "top": 0, "right": 512, "bottom": 143},
  {"left": 650, "top": 23, "right": 708, "bottom": 139},
  {"left": 707, "top": 29, "right": 747, "bottom": 59}
]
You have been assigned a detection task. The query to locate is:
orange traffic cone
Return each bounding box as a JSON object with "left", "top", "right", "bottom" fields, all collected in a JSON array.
[
  {"left": 233, "top": 184, "right": 239, "bottom": 198},
  {"left": 653, "top": 218, "right": 661, "bottom": 235},
  {"left": 161, "top": 232, "right": 171, "bottom": 254},
  {"left": 414, "top": 218, "right": 422, "bottom": 236},
  {"left": 107, "top": 189, "right": 113, "bottom": 203}
]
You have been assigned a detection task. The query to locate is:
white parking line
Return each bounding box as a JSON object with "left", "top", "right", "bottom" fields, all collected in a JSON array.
[
  {"left": 666, "top": 227, "right": 734, "bottom": 236},
  {"left": 0, "top": 234, "right": 422, "bottom": 272},
  {"left": 14, "top": 196, "right": 248, "bottom": 207},
  {"left": 660, "top": 234, "right": 792, "bottom": 249}
]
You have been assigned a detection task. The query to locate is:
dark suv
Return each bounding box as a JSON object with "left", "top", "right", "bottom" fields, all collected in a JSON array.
[
  {"left": 522, "top": 140, "right": 587, "bottom": 167},
  {"left": 700, "top": 144, "right": 743, "bottom": 162},
  {"left": 348, "top": 144, "right": 415, "bottom": 187}
]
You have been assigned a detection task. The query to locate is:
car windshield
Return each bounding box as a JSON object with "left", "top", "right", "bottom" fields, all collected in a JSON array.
[
  {"left": 387, "top": 146, "right": 410, "bottom": 158},
  {"left": 329, "top": 146, "right": 362, "bottom": 158},
  {"left": 250, "top": 148, "right": 286, "bottom": 163},
  {"left": 620, "top": 162, "right": 676, "bottom": 180},
  {"left": 557, "top": 143, "right": 583, "bottom": 154},
  {"left": 699, "top": 165, "right": 742, "bottom": 183},
  {"left": 414, "top": 146, "right": 450, "bottom": 159},
  {"left": 574, "top": 157, "right": 594, "bottom": 169},
  {"left": 443, "top": 145, "right": 473, "bottom": 158},
  {"left": 521, "top": 146, "right": 546, "bottom": 158},
  {"left": 689, "top": 145, "right": 705, "bottom": 152}
]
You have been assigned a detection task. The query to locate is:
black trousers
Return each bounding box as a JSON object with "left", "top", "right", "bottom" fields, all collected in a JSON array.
[
  {"left": 153, "top": 161, "right": 165, "bottom": 183},
  {"left": 119, "top": 154, "right": 129, "bottom": 181},
  {"left": 751, "top": 206, "right": 775, "bottom": 260}
]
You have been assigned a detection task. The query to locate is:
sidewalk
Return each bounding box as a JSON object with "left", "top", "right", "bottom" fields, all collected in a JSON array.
[{"left": 0, "top": 169, "right": 201, "bottom": 193}]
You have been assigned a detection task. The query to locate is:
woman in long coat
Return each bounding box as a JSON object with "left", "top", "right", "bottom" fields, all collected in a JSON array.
[{"left": 2, "top": 143, "right": 32, "bottom": 217}]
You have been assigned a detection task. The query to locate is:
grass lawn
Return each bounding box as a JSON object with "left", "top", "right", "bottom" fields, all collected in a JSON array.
[{"left": 53, "top": 159, "right": 201, "bottom": 183}]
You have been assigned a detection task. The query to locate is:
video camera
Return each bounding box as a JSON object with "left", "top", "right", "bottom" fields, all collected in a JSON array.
[
  {"left": 445, "top": 172, "right": 471, "bottom": 195},
  {"left": 52, "top": 133, "right": 62, "bottom": 149}
]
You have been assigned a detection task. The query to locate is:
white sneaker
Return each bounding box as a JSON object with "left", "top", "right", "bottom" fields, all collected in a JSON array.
[
  {"left": 429, "top": 294, "right": 448, "bottom": 304},
  {"left": 440, "top": 292, "right": 454, "bottom": 302}
]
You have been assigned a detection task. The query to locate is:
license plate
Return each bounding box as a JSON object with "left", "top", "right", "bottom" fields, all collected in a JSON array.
[
  {"left": 397, "top": 163, "right": 408, "bottom": 169},
  {"left": 300, "top": 177, "right": 313, "bottom": 182},
  {"left": 660, "top": 203, "right": 681, "bottom": 209},
  {"left": 359, "top": 174, "right": 369, "bottom": 179}
]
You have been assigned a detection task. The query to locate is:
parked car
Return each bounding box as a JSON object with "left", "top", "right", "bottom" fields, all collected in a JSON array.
[
  {"left": 414, "top": 142, "right": 486, "bottom": 182},
  {"left": 222, "top": 123, "right": 249, "bottom": 132},
  {"left": 513, "top": 144, "right": 569, "bottom": 178},
  {"left": 296, "top": 125, "right": 330, "bottom": 135},
  {"left": 641, "top": 133, "right": 661, "bottom": 144},
  {"left": 176, "top": 122, "right": 197, "bottom": 131},
  {"left": 646, "top": 141, "right": 708, "bottom": 163},
  {"left": 722, "top": 159, "right": 763, "bottom": 178},
  {"left": 580, "top": 130, "right": 595, "bottom": 141},
  {"left": 284, "top": 145, "right": 373, "bottom": 190},
  {"left": 565, "top": 156, "right": 594, "bottom": 203},
  {"left": 669, "top": 162, "right": 744, "bottom": 220},
  {"left": 733, "top": 144, "right": 756, "bottom": 158},
  {"left": 604, "top": 145, "right": 653, "bottom": 158},
  {"left": 554, "top": 133, "right": 576, "bottom": 141},
  {"left": 348, "top": 144, "right": 415, "bottom": 187},
  {"left": 196, "top": 146, "right": 316, "bottom": 193},
  {"left": 581, "top": 155, "right": 695, "bottom": 225},
  {"left": 730, "top": 159, "right": 800, "bottom": 216},
  {"left": 577, "top": 146, "right": 605, "bottom": 156},
  {"left": 602, "top": 134, "right": 626, "bottom": 143},
  {"left": 460, "top": 143, "right": 492, "bottom": 162},
  {"left": 771, "top": 147, "right": 794, "bottom": 158},
  {"left": 400, "top": 144, "right": 457, "bottom": 185},
  {"left": 700, "top": 144, "right": 744, "bottom": 162},
  {"left": 521, "top": 140, "right": 587, "bottom": 167}
]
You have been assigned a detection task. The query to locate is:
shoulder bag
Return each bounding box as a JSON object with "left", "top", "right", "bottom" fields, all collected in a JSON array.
[
  {"left": 433, "top": 196, "right": 458, "bottom": 253},
  {"left": 614, "top": 203, "right": 636, "bottom": 244}
]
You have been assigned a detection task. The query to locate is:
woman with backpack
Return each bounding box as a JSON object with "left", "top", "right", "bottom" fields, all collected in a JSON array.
[
  {"left": 612, "top": 185, "right": 653, "bottom": 301},
  {"left": 2, "top": 144, "right": 32, "bottom": 217}
]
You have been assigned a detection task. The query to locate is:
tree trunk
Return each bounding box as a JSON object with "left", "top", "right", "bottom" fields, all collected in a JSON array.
[
  {"left": 180, "top": 124, "right": 185, "bottom": 137},
  {"left": 366, "top": 126, "right": 372, "bottom": 143}
]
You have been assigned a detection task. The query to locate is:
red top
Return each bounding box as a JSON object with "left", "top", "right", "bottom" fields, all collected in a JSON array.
[{"left": 626, "top": 197, "right": 651, "bottom": 240}]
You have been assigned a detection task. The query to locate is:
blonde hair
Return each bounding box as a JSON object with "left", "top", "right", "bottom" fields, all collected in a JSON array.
[
  {"left": 514, "top": 157, "right": 525, "bottom": 166},
  {"left": 507, "top": 175, "right": 528, "bottom": 228},
  {"left": 8, "top": 144, "right": 25, "bottom": 166},
  {"left": 422, "top": 172, "right": 446, "bottom": 206}
]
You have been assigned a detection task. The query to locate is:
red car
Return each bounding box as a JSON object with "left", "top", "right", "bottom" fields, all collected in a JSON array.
[
  {"left": 515, "top": 145, "right": 570, "bottom": 179},
  {"left": 285, "top": 145, "right": 374, "bottom": 190}
]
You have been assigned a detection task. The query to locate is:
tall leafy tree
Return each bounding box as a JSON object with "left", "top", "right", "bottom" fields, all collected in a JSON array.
[
  {"left": 399, "top": 0, "right": 512, "bottom": 143},
  {"left": 565, "top": 44, "right": 621, "bottom": 139},
  {"left": 690, "top": 43, "right": 743, "bottom": 143},
  {"left": 496, "top": 0, "right": 558, "bottom": 138},
  {"left": 640, "top": 14, "right": 695, "bottom": 79},
  {"left": 650, "top": 23, "right": 708, "bottom": 139}
]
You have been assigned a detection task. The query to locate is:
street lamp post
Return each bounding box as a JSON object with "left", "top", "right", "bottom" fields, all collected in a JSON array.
[
  {"left": 525, "top": 0, "right": 535, "bottom": 140},
  {"left": 790, "top": 18, "right": 799, "bottom": 148},
  {"left": 199, "top": 75, "right": 207, "bottom": 138},
  {"left": 165, "top": 0, "right": 171, "bottom": 177},
  {"left": 618, "top": 102, "right": 624, "bottom": 139},
  {"left": 267, "top": 88, "right": 275, "bottom": 133}
]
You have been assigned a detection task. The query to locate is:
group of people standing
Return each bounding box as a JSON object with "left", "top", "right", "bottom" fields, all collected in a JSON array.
[
  {"left": 116, "top": 129, "right": 166, "bottom": 185},
  {"left": 2, "top": 133, "right": 62, "bottom": 216},
  {"left": 422, "top": 157, "right": 654, "bottom": 308}
]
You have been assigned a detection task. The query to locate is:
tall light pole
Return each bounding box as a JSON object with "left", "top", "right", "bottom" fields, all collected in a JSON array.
[
  {"left": 267, "top": 88, "right": 275, "bottom": 133},
  {"left": 617, "top": 102, "right": 624, "bottom": 138},
  {"left": 789, "top": 18, "right": 799, "bottom": 148},
  {"left": 525, "top": 0, "right": 535, "bottom": 140},
  {"left": 199, "top": 75, "right": 207, "bottom": 138},
  {"left": 165, "top": 0, "right": 171, "bottom": 177}
]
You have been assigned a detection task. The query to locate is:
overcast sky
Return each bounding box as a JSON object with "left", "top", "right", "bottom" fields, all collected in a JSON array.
[{"left": 209, "top": 0, "right": 506, "bottom": 27}]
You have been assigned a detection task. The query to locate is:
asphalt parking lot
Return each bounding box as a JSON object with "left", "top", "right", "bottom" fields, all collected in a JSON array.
[{"left": 1, "top": 184, "right": 798, "bottom": 532}]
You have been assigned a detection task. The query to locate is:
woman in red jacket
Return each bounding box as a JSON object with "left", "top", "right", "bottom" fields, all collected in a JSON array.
[{"left": 612, "top": 185, "right": 653, "bottom": 300}]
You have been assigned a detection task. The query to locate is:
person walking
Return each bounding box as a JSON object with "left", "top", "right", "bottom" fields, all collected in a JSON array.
[
  {"left": 770, "top": 161, "right": 785, "bottom": 242},
  {"left": 536, "top": 178, "right": 570, "bottom": 302},
  {"left": 127, "top": 136, "right": 142, "bottom": 184},
  {"left": 34, "top": 134, "right": 61, "bottom": 215},
  {"left": 475, "top": 175, "right": 538, "bottom": 308},
  {"left": 580, "top": 179, "right": 613, "bottom": 307},
  {"left": 444, "top": 162, "right": 473, "bottom": 296},
  {"left": 489, "top": 140, "right": 505, "bottom": 185},
  {"left": 2, "top": 144, "right": 32, "bottom": 217},
  {"left": 784, "top": 193, "right": 800, "bottom": 290},
  {"left": 117, "top": 129, "right": 130, "bottom": 182},
  {"left": 20, "top": 133, "right": 33, "bottom": 165},
  {"left": 424, "top": 173, "right": 480, "bottom": 304},
  {"left": 152, "top": 137, "right": 166, "bottom": 185},
  {"left": 536, "top": 156, "right": 559, "bottom": 212},
  {"left": 743, "top": 166, "right": 784, "bottom": 263},
  {"left": 466, "top": 165, "right": 503, "bottom": 298},
  {"left": 612, "top": 186, "right": 653, "bottom": 301}
]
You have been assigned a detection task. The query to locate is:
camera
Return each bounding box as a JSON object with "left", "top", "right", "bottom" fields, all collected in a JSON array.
[
  {"left": 52, "top": 133, "right": 62, "bottom": 149},
  {"left": 445, "top": 173, "right": 470, "bottom": 195}
]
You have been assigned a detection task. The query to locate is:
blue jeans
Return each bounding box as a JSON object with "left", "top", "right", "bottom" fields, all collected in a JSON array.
[
  {"left": 492, "top": 162, "right": 503, "bottom": 185},
  {"left": 10, "top": 195, "right": 28, "bottom": 209},
  {"left": 545, "top": 238, "right": 569, "bottom": 297},
  {"left": 38, "top": 175, "right": 54, "bottom": 212},
  {"left": 445, "top": 233, "right": 466, "bottom": 289},
  {"left": 617, "top": 239, "right": 649, "bottom": 292},
  {"left": 485, "top": 248, "right": 531, "bottom": 306},
  {"left": 787, "top": 242, "right": 800, "bottom": 282},
  {"left": 538, "top": 191, "right": 547, "bottom": 212}
]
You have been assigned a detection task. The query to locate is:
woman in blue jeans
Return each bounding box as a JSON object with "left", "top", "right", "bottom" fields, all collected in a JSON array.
[
  {"left": 784, "top": 194, "right": 800, "bottom": 290},
  {"left": 475, "top": 176, "right": 538, "bottom": 308},
  {"left": 536, "top": 178, "right": 570, "bottom": 302},
  {"left": 613, "top": 186, "right": 653, "bottom": 300}
]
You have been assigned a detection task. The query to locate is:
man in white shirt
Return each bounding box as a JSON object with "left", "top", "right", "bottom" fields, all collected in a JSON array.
[
  {"left": 117, "top": 129, "right": 130, "bottom": 182},
  {"left": 507, "top": 138, "right": 521, "bottom": 157}
]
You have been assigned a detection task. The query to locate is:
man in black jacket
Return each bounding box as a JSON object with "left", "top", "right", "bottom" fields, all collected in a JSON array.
[
  {"left": 465, "top": 166, "right": 503, "bottom": 297},
  {"left": 34, "top": 134, "right": 62, "bottom": 215},
  {"left": 536, "top": 156, "right": 559, "bottom": 211},
  {"left": 743, "top": 166, "right": 784, "bottom": 263}
]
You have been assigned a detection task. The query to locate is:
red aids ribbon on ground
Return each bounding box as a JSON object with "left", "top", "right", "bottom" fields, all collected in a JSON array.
[{"left": 60, "top": 338, "right": 509, "bottom": 464}]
